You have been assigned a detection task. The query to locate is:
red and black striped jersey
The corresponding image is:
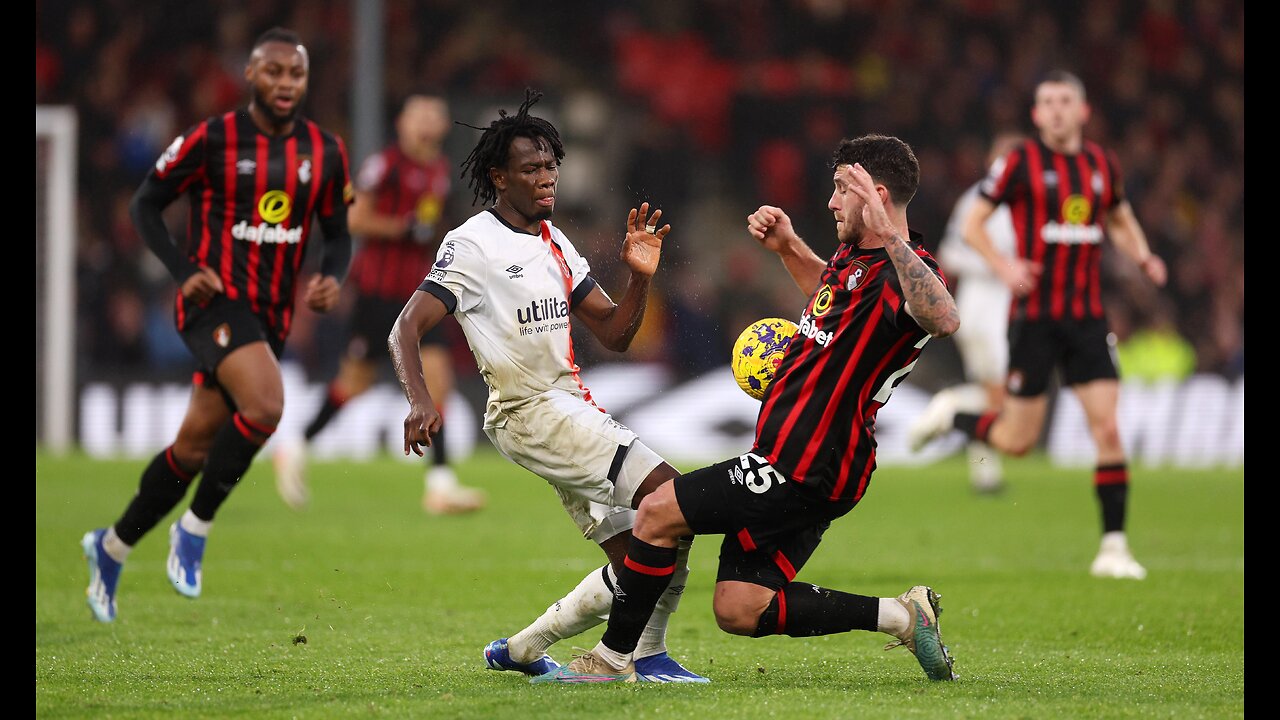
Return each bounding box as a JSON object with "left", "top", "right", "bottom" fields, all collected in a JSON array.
[
  {"left": 979, "top": 138, "right": 1124, "bottom": 322},
  {"left": 348, "top": 146, "right": 452, "bottom": 300},
  {"left": 151, "top": 109, "right": 353, "bottom": 340},
  {"left": 752, "top": 236, "right": 943, "bottom": 504}
]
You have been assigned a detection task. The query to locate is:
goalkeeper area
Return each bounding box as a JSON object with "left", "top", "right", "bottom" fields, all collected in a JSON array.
[{"left": 37, "top": 449, "right": 1242, "bottom": 718}]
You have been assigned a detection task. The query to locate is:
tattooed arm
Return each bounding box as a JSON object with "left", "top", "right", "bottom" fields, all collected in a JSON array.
[
  {"left": 884, "top": 233, "right": 959, "bottom": 337},
  {"left": 844, "top": 163, "right": 959, "bottom": 338}
]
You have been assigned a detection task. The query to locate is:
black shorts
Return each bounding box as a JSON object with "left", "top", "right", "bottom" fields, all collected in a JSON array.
[
  {"left": 347, "top": 294, "right": 452, "bottom": 362},
  {"left": 674, "top": 452, "right": 855, "bottom": 590},
  {"left": 1006, "top": 317, "right": 1118, "bottom": 397},
  {"left": 179, "top": 295, "right": 284, "bottom": 383}
]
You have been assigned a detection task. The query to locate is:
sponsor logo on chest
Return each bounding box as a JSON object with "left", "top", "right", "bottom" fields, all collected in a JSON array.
[
  {"left": 516, "top": 296, "right": 570, "bottom": 325},
  {"left": 797, "top": 311, "right": 833, "bottom": 347}
]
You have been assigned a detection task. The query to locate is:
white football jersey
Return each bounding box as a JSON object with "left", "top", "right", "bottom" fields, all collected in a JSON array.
[
  {"left": 420, "top": 209, "right": 601, "bottom": 425},
  {"left": 937, "top": 164, "right": 1017, "bottom": 281}
]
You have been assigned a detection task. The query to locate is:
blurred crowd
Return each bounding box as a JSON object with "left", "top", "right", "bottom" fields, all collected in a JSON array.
[{"left": 36, "top": 0, "right": 1244, "bottom": 386}]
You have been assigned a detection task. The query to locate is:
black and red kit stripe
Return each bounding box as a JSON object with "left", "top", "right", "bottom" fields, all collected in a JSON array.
[
  {"left": 150, "top": 109, "right": 352, "bottom": 341},
  {"left": 979, "top": 138, "right": 1124, "bottom": 322},
  {"left": 348, "top": 146, "right": 452, "bottom": 300},
  {"left": 753, "top": 234, "right": 944, "bottom": 504}
]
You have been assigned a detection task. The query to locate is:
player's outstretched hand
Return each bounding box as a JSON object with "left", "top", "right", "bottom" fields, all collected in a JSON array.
[
  {"left": 746, "top": 205, "right": 798, "bottom": 254},
  {"left": 180, "top": 266, "right": 225, "bottom": 305},
  {"left": 999, "top": 257, "right": 1043, "bottom": 297},
  {"left": 1141, "top": 254, "right": 1168, "bottom": 287},
  {"left": 622, "top": 202, "right": 669, "bottom": 278},
  {"left": 403, "top": 401, "right": 442, "bottom": 456},
  {"left": 304, "top": 275, "right": 341, "bottom": 313}
]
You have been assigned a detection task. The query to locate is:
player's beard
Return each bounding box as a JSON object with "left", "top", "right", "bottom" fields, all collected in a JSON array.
[
  {"left": 836, "top": 218, "right": 862, "bottom": 245},
  {"left": 254, "top": 87, "right": 303, "bottom": 127}
]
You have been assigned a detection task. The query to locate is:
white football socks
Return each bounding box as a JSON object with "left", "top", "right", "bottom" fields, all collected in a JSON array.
[
  {"left": 877, "top": 597, "right": 911, "bottom": 637},
  {"left": 425, "top": 466, "right": 459, "bottom": 492},
  {"left": 967, "top": 441, "right": 1004, "bottom": 490},
  {"left": 506, "top": 564, "right": 613, "bottom": 664},
  {"left": 591, "top": 641, "right": 633, "bottom": 672},
  {"left": 102, "top": 527, "right": 132, "bottom": 563},
  {"left": 179, "top": 509, "right": 212, "bottom": 537},
  {"left": 506, "top": 538, "right": 694, "bottom": 665}
]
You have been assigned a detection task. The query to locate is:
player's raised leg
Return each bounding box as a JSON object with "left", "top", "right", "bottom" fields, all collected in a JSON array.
[
  {"left": 170, "top": 342, "right": 283, "bottom": 598},
  {"left": 539, "top": 457, "right": 956, "bottom": 684}
]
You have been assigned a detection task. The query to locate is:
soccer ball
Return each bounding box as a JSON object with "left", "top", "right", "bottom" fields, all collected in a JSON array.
[{"left": 731, "top": 317, "right": 798, "bottom": 400}]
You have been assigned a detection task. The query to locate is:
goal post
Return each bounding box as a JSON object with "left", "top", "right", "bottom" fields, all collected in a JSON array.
[{"left": 36, "top": 106, "right": 77, "bottom": 454}]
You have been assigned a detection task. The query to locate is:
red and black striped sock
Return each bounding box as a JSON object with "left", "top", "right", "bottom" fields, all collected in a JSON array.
[
  {"left": 190, "top": 413, "right": 274, "bottom": 521},
  {"left": 600, "top": 538, "right": 677, "bottom": 655},
  {"left": 303, "top": 383, "right": 348, "bottom": 442},
  {"left": 114, "top": 446, "right": 198, "bottom": 546},
  {"left": 1094, "top": 463, "right": 1129, "bottom": 533},
  {"left": 752, "top": 582, "right": 879, "bottom": 637},
  {"left": 955, "top": 412, "right": 998, "bottom": 443}
]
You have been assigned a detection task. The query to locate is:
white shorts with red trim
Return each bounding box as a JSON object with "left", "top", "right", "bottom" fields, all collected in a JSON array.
[{"left": 483, "top": 388, "right": 665, "bottom": 543}]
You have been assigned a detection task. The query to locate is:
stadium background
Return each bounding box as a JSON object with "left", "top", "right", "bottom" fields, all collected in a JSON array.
[{"left": 35, "top": 0, "right": 1244, "bottom": 466}]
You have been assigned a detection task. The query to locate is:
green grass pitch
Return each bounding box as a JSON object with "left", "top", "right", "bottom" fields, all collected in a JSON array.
[{"left": 36, "top": 450, "right": 1243, "bottom": 718}]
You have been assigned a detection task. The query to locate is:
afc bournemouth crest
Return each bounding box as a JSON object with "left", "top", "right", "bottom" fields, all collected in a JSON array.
[
  {"left": 847, "top": 260, "right": 871, "bottom": 291},
  {"left": 213, "top": 323, "right": 232, "bottom": 348}
]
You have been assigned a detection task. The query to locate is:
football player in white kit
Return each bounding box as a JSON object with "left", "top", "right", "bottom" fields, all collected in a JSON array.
[
  {"left": 913, "top": 133, "right": 1023, "bottom": 493},
  {"left": 388, "top": 90, "right": 706, "bottom": 683}
]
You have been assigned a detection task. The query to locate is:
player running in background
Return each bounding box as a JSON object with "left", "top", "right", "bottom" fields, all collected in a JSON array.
[
  {"left": 930, "top": 132, "right": 1024, "bottom": 494},
  {"left": 81, "top": 27, "right": 353, "bottom": 622},
  {"left": 389, "top": 90, "right": 705, "bottom": 682},
  {"left": 538, "top": 134, "right": 961, "bottom": 684},
  {"left": 272, "top": 94, "right": 486, "bottom": 515},
  {"left": 908, "top": 70, "right": 1167, "bottom": 579}
]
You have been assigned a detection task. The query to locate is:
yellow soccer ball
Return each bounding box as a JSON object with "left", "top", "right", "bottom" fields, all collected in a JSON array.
[{"left": 731, "top": 317, "right": 798, "bottom": 400}]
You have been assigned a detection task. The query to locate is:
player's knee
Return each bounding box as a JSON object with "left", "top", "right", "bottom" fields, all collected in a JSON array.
[
  {"left": 1092, "top": 419, "right": 1122, "bottom": 449},
  {"left": 997, "top": 422, "right": 1041, "bottom": 456},
  {"left": 238, "top": 398, "right": 284, "bottom": 429},
  {"left": 712, "top": 601, "right": 761, "bottom": 636},
  {"left": 632, "top": 492, "right": 679, "bottom": 542},
  {"left": 169, "top": 441, "right": 208, "bottom": 471},
  {"left": 1004, "top": 438, "right": 1034, "bottom": 457},
  {"left": 631, "top": 500, "right": 667, "bottom": 541}
]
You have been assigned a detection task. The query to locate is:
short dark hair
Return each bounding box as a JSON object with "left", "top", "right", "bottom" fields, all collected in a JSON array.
[
  {"left": 459, "top": 89, "right": 565, "bottom": 207},
  {"left": 253, "top": 27, "right": 302, "bottom": 51},
  {"left": 830, "top": 134, "right": 920, "bottom": 207},
  {"left": 1038, "top": 69, "right": 1087, "bottom": 101}
]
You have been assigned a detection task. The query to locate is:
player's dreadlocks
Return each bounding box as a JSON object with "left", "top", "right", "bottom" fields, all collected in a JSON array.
[{"left": 459, "top": 89, "right": 565, "bottom": 207}]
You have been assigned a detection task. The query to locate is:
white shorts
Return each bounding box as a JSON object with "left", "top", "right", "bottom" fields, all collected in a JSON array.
[
  {"left": 484, "top": 389, "right": 666, "bottom": 543},
  {"left": 954, "top": 278, "right": 1011, "bottom": 385}
]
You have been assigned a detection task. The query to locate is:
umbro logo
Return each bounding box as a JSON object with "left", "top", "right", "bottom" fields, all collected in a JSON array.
[
  {"left": 236, "top": 159, "right": 256, "bottom": 175},
  {"left": 506, "top": 265, "right": 524, "bottom": 279}
]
